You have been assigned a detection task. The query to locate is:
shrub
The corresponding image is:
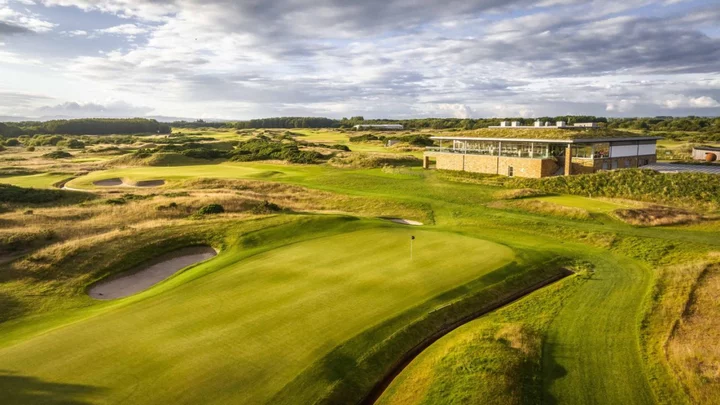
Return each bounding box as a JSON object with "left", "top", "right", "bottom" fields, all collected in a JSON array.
[
  {"left": 251, "top": 200, "right": 281, "bottom": 214},
  {"left": 57, "top": 139, "right": 85, "bottom": 149},
  {"left": 4, "top": 139, "right": 20, "bottom": 147},
  {"left": 197, "top": 204, "right": 224, "bottom": 215},
  {"left": 0, "top": 184, "right": 75, "bottom": 204},
  {"left": 26, "top": 146, "right": 35, "bottom": 152},
  {"left": 42, "top": 150, "right": 73, "bottom": 159},
  {"left": 105, "top": 198, "right": 127, "bottom": 205}
]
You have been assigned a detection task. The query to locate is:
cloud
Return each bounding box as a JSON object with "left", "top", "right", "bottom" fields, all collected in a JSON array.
[
  {"left": 0, "top": 0, "right": 716, "bottom": 119},
  {"left": 34, "top": 100, "right": 154, "bottom": 118},
  {"left": 96, "top": 23, "right": 149, "bottom": 36},
  {"left": 0, "top": 1, "right": 55, "bottom": 34},
  {"left": 662, "top": 95, "right": 720, "bottom": 109}
]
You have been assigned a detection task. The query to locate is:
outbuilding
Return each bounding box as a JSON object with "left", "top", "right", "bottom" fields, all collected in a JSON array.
[{"left": 692, "top": 146, "right": 720, "bottom": 162}]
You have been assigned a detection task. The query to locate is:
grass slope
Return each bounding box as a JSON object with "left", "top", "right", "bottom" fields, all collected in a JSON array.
[{"left": 0, "top": 223, "right": 516, "bottom": 404}]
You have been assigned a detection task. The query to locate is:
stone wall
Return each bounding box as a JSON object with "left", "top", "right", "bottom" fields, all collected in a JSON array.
[{"left": 426, "top": 152, "right": 552, "bottom": 178}]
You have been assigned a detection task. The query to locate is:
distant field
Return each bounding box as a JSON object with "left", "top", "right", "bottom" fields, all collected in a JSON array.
[{"left": 0, "top": 224, "right": 516, "bottom": 404}]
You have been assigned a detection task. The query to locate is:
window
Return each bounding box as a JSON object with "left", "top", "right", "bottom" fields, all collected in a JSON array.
[
  {"left": 500, "top": 142, "right": 532, "bottom": 158},
  {"left": 593, "top": 143, "right": 610, "bottom": 158},
  {"left": 508, "top": 166, "right": 514, "bottom": 177},
  {"left": 572, "top": 145, "right": 593, "bottom": 158}
]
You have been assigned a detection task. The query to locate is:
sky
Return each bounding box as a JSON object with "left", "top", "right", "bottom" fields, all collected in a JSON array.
[{"left": 0, "top": 0, "right": 719, "bottom": 120}]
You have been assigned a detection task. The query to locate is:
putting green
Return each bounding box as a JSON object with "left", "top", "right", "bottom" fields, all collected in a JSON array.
[{"left": 0, "top": 227, "right": 515, "bottom": 404}]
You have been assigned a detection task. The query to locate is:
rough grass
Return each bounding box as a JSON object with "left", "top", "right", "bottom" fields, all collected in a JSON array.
[
  {"left": 328, "top": 152, "right": 422, "bottom": 168},
  {"left": 666, "top": 264, "right": 720, "bottom": 404},
  {"left": 613, "top": 206, "right": 705, "bottom": 227},
  {"left": 489, "top": 199, "right": 592, "bottom": 221},
  {"left": 493, "top": 188, "right": 546, "bottom": 200}
]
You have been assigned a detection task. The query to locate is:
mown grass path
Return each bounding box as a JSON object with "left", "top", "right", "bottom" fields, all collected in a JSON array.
[{"left": 542, "top": 255, "right": 654, "bottom": 404}]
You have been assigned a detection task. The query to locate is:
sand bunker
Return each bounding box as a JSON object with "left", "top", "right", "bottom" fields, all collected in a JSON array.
[
  {"left": 92, "top": 178, "right": 165, "bottom": 188},
  {"left": 385, "top": 218, "right": 423, "bottom": 226},
  {"left": 136, "top": 180, "right": 165, "bottom": 187},
  {"left": 93, "top": 178, "right": 123, "bottom": 187},
  {"left": 88, "top": 246, "right": 217, "bottom": 300}
]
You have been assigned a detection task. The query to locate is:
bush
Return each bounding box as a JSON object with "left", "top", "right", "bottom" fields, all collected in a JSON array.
[
  {"left": 251, "top": 200, "right": 281, "bottom": 214},
  {"left": 197, "top": 204, "right": 225, "bottom": 215},
  {"left": 3, "top": 139, "right": 20, "bottom": 147},
  {"left": 0, "top": 184, "right": 68, "bottom": 203},
  {"left": 42, "top": 150, "right": 73, "bottom": 159},
  {"left": 26, "top": 146, "right": 35, "bottom": 152},
  {"left": 57, "top": 139, "right": 85, "bottom": 149},
  {"left": 105, "top": 198, "right": 127, "bottom": 205}
]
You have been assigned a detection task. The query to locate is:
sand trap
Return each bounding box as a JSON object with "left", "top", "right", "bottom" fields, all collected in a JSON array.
[
  {"left": 93, "top": 178, "right": 123, "bottom": 187},
  {"left": 136, "top": 180, "right": 165, "bottom": 187},
  {"left": 385, "top": 218, "right": 423, "bottom": 226},
  {"left": 88, "top": 246, "right": 217, "bottom": 300},
  {"left": 92, "top": 178, "right": 165, "bottom": 188}
]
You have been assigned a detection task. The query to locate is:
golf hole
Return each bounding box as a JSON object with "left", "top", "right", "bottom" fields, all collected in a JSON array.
[{"left": 88, "top": 246, "right": 217, "bottom": 300}]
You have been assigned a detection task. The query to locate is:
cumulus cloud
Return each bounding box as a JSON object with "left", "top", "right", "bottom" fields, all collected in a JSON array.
[
  {"left": 34, "top": 100, "right": 154, "bottom": 118},
  {"left": 0, "top": 0, "right": 55, "bottom": 34},
  {"left": 662, "top": 95, "right": 720, "bottom": 109},
  {"left": 96, "top": 23, "right": 149, "bottom": 36},
  {"left": 0, "top": 0, "right": 719, "bottom": 118}
]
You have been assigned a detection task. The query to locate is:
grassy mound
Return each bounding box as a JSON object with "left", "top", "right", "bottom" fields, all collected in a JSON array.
[
  {"left": 328, "top": 153, "right": 422, "bottom": 168},
  {"left": 0, "top": 184, "right": 91, "bottom": 205}
]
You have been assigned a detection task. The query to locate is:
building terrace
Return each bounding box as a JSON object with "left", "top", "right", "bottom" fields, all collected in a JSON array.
[{"left": 423, "top": 128, "right": 660, "bottom": 178}]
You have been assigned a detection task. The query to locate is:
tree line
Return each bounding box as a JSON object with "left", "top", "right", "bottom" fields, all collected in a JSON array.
[
  {"left": 2, "top": 116, "right": 718, "bottom": 136},
  {"left": 0, "top": 118, "right": 171, "bottom": 137}
]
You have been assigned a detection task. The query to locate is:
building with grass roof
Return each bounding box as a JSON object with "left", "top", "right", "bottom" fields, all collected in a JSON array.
[{"left": 423, "top": 124, "right": 659, "bottom": 178}]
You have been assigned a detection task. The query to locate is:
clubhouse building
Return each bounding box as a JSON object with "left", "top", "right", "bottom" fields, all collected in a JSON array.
[{"left": 423, "top": 122, "right": 659, "bottom": 178}]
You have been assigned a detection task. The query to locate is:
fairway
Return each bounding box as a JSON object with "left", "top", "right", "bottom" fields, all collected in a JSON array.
[
  {"left": 63, "top": 162, "right": 321, "bottom": 189},
  {"left": 0, "top": 173, "right": 72, "bottom": 188},
  {"left": 0, "top": 227, "right": 515, "bottom": 404},
  {"left": 531, "top": 195, "right": 632, "bottom": 213}
]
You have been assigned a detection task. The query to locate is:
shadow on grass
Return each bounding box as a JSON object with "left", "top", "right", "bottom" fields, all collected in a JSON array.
[
  {"left": 540, "top": 341, "right": 568, "bottom": 405},
  {"left": 0, "top": 370, "right": 105, "bottom": 405}
]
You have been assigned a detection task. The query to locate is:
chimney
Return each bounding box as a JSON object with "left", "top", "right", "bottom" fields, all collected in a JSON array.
[
  {"left": 534, "top": 120, "right": 542, "bottom": 127},
  {"left": 511, "top": 121, "right": 520, "bottom": 127},
  {"left": 544, "top": 122, "right": 551, "bottom": 127},
  {"left": 500, "top": 121, "right": 509, "bottom": 127}
]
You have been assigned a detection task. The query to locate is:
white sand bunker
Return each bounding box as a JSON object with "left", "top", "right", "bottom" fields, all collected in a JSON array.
[
  {"left": 93, "top": 178, "right": 123, "bottom": 187},
  {"left": 88, "top": 246, "right": 217, "bottom": 300},
  {"left": 385, "top": 218, "right": 423, "bottom": 226},
  {"left": 93, "top": 178, "right": 165, "bottom": 187}
]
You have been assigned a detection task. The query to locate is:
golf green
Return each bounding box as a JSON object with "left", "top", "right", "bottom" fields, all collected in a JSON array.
[{"left": 0, "top": 227, "right": 515, "bottom": 404}]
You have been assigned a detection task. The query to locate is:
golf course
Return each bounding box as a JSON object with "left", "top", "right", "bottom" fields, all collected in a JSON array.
[{"left": 1, "top": 123, "right": 719, "bottom": 404}]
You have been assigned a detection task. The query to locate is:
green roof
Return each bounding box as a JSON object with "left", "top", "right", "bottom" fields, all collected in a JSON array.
[{"left": 443, "top": 128, "right": 648, "bottom": 141}]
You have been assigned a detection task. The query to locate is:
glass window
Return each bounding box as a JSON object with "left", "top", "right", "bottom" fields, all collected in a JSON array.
[
  {"left": 572, "top": 145, "right": 593, "bottom": 158},
  {"left": 532, "top": 143, "right": 550, "bottom": 158},
  {"left": 500, "top": 142, "right": 532, "bottom": 157},
  {"left": 593, "top": 143, "right": 610, "bottom": 158}
]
